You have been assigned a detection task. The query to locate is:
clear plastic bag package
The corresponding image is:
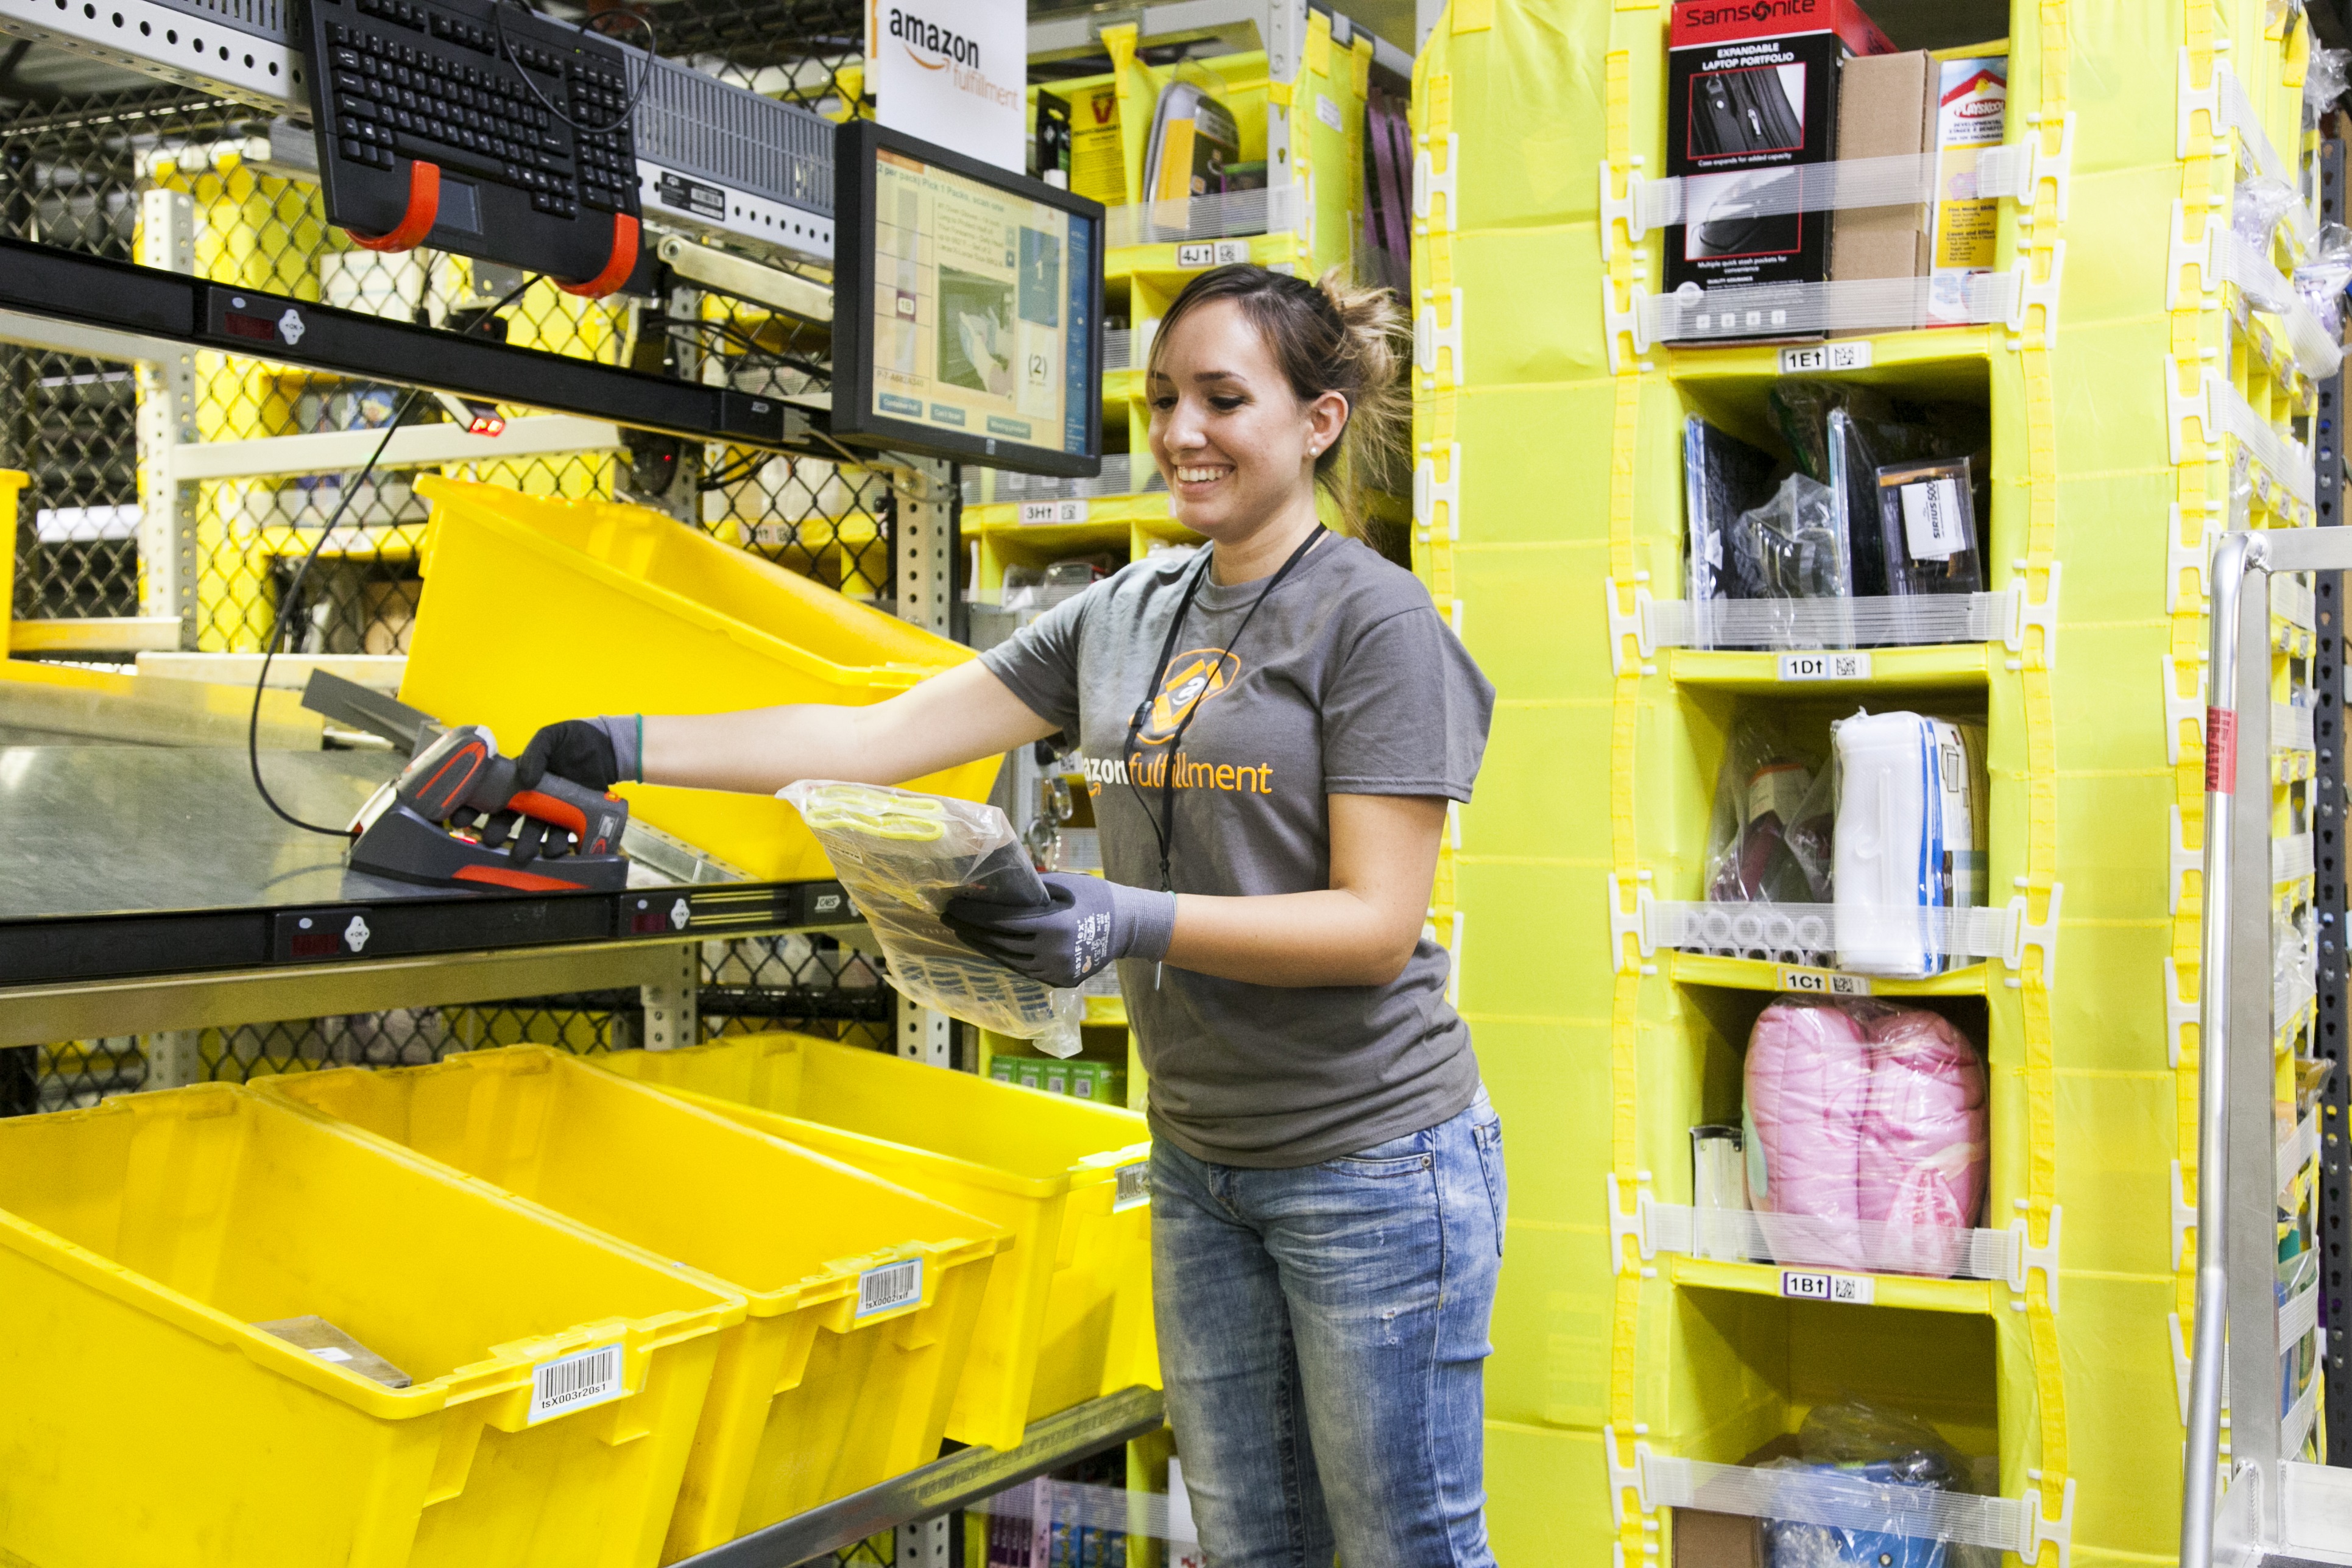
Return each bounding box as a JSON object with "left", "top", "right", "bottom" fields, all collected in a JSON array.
[
  {"left": 1742, "top": 997, "right": 1988, "bottom": 1276},
  {"left": 1873, "top": 456, "right": 1984, "bottom": 598},
  {"left": 1758, "top": 1400, "right": 1989, "bottom": 1568},
  {"left": 1704, "top": 716, "right": 1835, "bottom": 912},
  {"left": 780, "top": 780, "right": 1086, "bottom": 1058}
]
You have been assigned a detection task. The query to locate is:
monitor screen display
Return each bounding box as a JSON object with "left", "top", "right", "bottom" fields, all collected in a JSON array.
[{"left": 832, "top": 120, "right": 1104, "bottom": 478}]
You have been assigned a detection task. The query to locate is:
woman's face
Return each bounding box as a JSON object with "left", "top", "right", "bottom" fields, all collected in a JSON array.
[{"left": 1146, "top": 298, "right": 1345, "bottom": 542}]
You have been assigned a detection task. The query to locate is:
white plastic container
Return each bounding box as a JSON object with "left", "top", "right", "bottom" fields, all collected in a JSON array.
[{"left": 1831, "top": 711, "right": 1986, "bottom": 977}]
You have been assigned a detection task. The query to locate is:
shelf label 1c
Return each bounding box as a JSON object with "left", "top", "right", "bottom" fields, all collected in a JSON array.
[
  {"left": 1780, "top": 1269, "right": 1876, "bottom": 1305},
  {"left": 1778, "top": 341, "right": 1874, "bottom": 374},
  {"left": 1778, "top": 651, "right": 1872, "bottom": 682},
  {"left": 1175, "top": 239, "right": 1252, "bottom": 269},
  {"left": 1019, "top": 500, "right": 1089, "bottom": 524},
  {"left": 1775, "top": 964, "right": 1871, "bottom": 997}
]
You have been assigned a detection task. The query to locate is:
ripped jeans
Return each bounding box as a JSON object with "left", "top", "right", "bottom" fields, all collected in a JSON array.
[{"left": 1150, "top": 1090, "right": 1506, "bottom": 1568}]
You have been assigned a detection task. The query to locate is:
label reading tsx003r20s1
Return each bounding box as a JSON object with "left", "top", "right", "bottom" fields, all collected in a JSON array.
[
  {"left": 1779, "top": 1270, "right": 1874, "bottom": 1305},
  {"left": 855, "top": 1257, "right": 924, "bottom": 1319},
  {"left": 528, "top": 1343, "right": 624, "bottom": 1424},
  {"left": 1114, "top": 1162, "right": 1151, "bottom": 1212}
]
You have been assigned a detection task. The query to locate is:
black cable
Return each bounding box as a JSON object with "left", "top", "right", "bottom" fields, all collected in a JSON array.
[
  {"left": 247, "top": 274, "right": 540, "bottom": 836},
  {"left": 492, "top": 0, "right": 654, "bottom": 136}
]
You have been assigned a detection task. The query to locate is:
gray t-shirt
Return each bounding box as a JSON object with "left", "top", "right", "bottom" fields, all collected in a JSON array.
[{"left": 980, "top": 534, "right": 1496, "bottom": 1168}]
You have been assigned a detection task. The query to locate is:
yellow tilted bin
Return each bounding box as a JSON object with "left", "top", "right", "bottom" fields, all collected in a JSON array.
[
  {"left": 257, "top": 1047, "right": 1008, "bottom": 1561},
  {"left": 0, "top": 1083, "right": 741, "bottom": 1568},
  {"left": 601, "top": 1032, "right": 1156, "bottom": 1452},
  {"left": 397, "top": 476, "right": 1000, "bottom": 880}
]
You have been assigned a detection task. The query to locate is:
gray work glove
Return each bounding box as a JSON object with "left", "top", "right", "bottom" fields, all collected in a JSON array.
[
  {"left": 941, "top": 872, "right": 1178, "bottom": 987},
  {"left": 515, "top": 716, "right": 640, "bottom": 792}
]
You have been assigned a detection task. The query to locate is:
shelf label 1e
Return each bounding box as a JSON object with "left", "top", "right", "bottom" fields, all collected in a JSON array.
[
  {"left": 1175, "top": 239, "right": 1252, "bottom": 269},
  {"left": 1780, "top": 1269, "right": 1876, "bottom": 1305},
  {"left": 1019, "top": 500, "right": 1089, "bottom": 524},
  {"left": 1778, "top": 651, "right": 1871, "bottom": 682},
  {"left": 1778, "top": 341, "right": 1873, "bottom": 374},
  {"left": 1776, "top": 965, "right": 1871, "bottom": 997}
]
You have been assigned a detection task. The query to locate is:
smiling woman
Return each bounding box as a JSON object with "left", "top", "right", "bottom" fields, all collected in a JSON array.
[{"left": 514, "top": 262, "right": 1500, "bottom": 1568}]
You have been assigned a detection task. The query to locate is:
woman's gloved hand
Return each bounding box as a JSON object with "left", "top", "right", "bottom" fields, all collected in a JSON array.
[
  {"left": 515, "top": 716, "right": 640, "bottom": 792},
  {"left": 942, "top": 873, "right": 1178, "bottom": 987}
]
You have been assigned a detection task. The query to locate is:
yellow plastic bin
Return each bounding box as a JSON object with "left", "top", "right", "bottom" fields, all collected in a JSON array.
[
  {"left": 257, "top": 1047, "right": 1008, "bottom": 1561},
  {"left": 0, "top": 1083, "right": 740, "bottom": 1568},
  {"left": 601, "top": 1032, "right": 1156, "bottom": 1452},
  {"left": 399, "top": 476, "right": 998, "bottom": 880},
  {"left": 0, "top": 467, "right": 26, "bottom": 649}
]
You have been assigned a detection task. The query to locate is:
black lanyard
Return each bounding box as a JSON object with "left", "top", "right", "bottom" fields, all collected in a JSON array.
[{"left": 1124, "top": 525, "right": 1327, "bottom": 892}]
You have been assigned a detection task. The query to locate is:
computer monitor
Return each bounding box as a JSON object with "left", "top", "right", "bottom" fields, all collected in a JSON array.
[{"left": 830, "top": 118, "right": 1105, "bottom": 479}]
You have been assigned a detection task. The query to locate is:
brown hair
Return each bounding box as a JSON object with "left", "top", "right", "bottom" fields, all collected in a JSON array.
[{"left": 1146, "top": 263, "right": 1408, "bottom": 539}]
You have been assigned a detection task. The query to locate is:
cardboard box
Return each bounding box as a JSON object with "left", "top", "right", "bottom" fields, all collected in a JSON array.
[
  {"left": 1929, "top": 53, "right": 2008, "bottom": 323},
  {"left": 1829, "top": 50, "right": 1937, "bottom": 289},
  {"left": 1666, "top": 0, "right": 1897, "bottom": 303}
]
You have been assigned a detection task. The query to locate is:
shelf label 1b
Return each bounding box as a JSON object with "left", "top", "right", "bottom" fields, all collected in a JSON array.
[
  {"left": 1776, "top": 964, "right": 1871, "bottom": 997},
  {"left": 1780, "top": 1269, "right": 1876, "bottom": 1305},
  {"left": 1778, "top": 341, "right": 1874, "bottom": 374},
  {"left": 1019, "top": 500, "right": 1089, "bottom": 524},
  {"left": 1778, "top": 651, "right": 1872, "bottom": 682}
]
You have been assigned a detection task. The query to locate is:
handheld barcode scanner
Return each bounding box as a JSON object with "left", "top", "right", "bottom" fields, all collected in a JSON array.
[{"left": 348, "top": 724, "right": 632, "bottom": 893}]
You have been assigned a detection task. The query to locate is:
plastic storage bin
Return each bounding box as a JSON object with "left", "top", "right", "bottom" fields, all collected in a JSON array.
[
  {"left": 0, "top": 1083, "right": 740, "bottom": 1568},
  {"left": 258, "top": 1047, "right": 1007, "bottom": 1561},
  {"left": 601, "top": 1032, "right": 1156, "bottom": 1451},
  {"left": 399, "top": 476, "right": 999, "bottom": 880},
  {"left": 0, "top": 467, "right": 26, "bottom": 648}
]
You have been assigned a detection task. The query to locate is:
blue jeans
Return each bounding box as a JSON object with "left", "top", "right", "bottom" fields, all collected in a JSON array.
[{"left": 1151, "top": 1091, "right": 1506, "bottom": 1568}]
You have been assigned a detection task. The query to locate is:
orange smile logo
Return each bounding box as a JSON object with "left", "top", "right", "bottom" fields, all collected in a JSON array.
[{"left": 1135, "top": 648, "right": 1240, "bottom": 745}]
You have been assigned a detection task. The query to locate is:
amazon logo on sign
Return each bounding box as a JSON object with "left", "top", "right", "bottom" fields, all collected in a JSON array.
[{"left": 886, "top": 7, "right": 980, "bottom": 71}]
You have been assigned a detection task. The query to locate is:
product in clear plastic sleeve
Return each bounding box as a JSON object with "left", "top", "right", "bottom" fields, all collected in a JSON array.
[
  {"left": 2307, "top": 46, "right": 2351, "bottom": 123},
  {"left": 1686, "top": 415, "right": 1782, "bottom": 612},
  {"left": 1874, "top": 456, "right": 1983, "bottom": 596},
  {"left": 1759, "top": 1399, "right": 1982, "bottom": 1568},
  {"left": 1702, "top": 717, "right": 1836, "bottom": 959},
  {"left": 1831, "top": 710, "right": 1987, "bottom": 978},
  {"left": 782, "top": 781, "right": 1085, "bottom": 1057},
  {"left": 1742, "top": 997, "right": 1989, "bottom": 1276},
  {"left": 2293, "top": 223, "right": 2352, "bottom": 338},
  {"left": 2234, "top": 175, "right": 2301, "bottom": 255}
]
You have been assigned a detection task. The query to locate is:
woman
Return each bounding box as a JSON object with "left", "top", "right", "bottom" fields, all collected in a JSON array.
[{"left": 520, "top": 264, "right": 1502, "bottom": 1567}]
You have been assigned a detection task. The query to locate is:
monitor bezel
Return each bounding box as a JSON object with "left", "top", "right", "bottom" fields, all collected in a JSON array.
[{"left": 831, "top": 118, "right": 1107, "bottom": 480}]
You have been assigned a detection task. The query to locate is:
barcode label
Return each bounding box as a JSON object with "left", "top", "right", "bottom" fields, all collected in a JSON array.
[
  {"left": 857, "top": 1258, "right": 924, "bottom": 1319},
  {"left": 528, "top": 1343, "right": 623, "bottom": 1424},
  {"left": 1900, "top": 477, "right": 1965, "bottom": 560},
  {"left": 1019, "top": 500, "right": 1089, "bottom": 524},
  {"left": 1114, "top": 1162, "right": 1151, "bottom": 1212}
]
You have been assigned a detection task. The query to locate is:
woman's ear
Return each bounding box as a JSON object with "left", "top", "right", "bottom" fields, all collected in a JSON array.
[{"left": 1306, "top": 390, "right": 1350, "bottom": 459}]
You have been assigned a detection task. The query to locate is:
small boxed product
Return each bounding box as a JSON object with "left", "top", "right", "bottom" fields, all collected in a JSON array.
[
  {"left": 1874, "top": 455, "right": 1983, "bottom": 596},
  {"left": 1831, "top": 710, "right": 1987, "bottom": 979},
  {"left": 1828, "top": 50, "right": 1937, "bottom": 289},
  {"left": 1930, "top": 52, "right": 2008, "bottom": 323},
  {"left": 1665, "top": 0, "right": 1896, "bottom": 304}
]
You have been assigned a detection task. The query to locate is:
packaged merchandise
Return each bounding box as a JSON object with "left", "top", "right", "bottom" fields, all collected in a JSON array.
[
  {"left": 1772, "top": 380, "right": 1988, "bottom": 604},
  {"left": 1035, "top": 90, "right": 1073, "bottom": 188},
  {"left": 1145, "top": 71, "right": 1242, "bottom": 208},
  {"left": 782, "top": 781, "right": 1084, "bottom": 1056},
  {"left": 1759, "top": 1400, "right": 1984, "bottom": 1568},
  {"left": 1830, "top": 711, "right": 1986, "bottom": 978},
  {"left": 1068, "top": 81, "right": 1128, "bottom": 208},
  {"left": 1685, "top": 415, "right": 1784, "bottom": 610},
  {"left": 1929, "top": 54, "right": 2007, "bottom": 323},
  {"left": 1690, "top": 1124, "right": 1751, "bottom": 1258},
  {"left": 1828, "top": 51, "right": 1936, "bottom": 288},
  {"left": 1703, "top": 714, "right": 1836, "bottom": 915},
  {"left": 1665, "top": 0, "right": 1896, "bottom": 304},
  {"left": 1874, "top": 456, "right": 1984, "bottom": 596},
  {"left": 1742, "top": 997, "right": 1988, "bottom": 1276}
]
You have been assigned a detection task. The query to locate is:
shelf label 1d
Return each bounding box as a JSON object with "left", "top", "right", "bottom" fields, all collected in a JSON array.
[
  {"left": 1778, "top": 651, "right": 1872, "bottom": 682},
  {"left": 1019, "top": 500, "right": 1089, "bottom": 524},
  {"left": 1775, "top": 964, "right": 1871, "bottom": 997},
  {"left": 1175, "top": 239, "right": 1252, "bottom": 269},
  {"left": 1780, "top": 1269, "right": 1876, "bottom": 1305},
  {"left": 1778, "top": 341, "right": 1873, "bottom": 374}
]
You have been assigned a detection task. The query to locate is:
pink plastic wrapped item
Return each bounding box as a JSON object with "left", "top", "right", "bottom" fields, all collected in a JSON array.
[{"left": 1742, "top": 997, "right": 1988, "bottom": 1276}]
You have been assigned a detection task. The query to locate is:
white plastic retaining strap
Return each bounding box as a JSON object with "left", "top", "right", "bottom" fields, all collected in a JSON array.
[
  {"left": 2274, "top": 831, "right": 2314, "bottom": 886},
  {"left": 1635, "top": 590, "right": 2013, "bottom": 663},
  {"left": 2165, "top": 361, "right": 2318, "bottom": 505},
  {"left": 2178, "top": 51, "right": 2298, "bottom": 198},
  {"left": 1636, "top": 1201, "right": 2020, "bottom": 1282},
  {"left": 1635, "top": 1455, "right": 2074, "bottom": 1567},
  {"left": 2222, "top": 230, "right": 2344, "bottom": 379},
  {"left": 1644, "top": 900, "right": 2015, "bottom": 964},
  {"left": 2280, "top": 1109, "right": 2320, "bottom": 1196},
  {"left": 2276, "top": 702, "right": 2317, "bottom": 754},
  {"left": 1634, "top": 263, "right": 2058, "bottom": 351}
]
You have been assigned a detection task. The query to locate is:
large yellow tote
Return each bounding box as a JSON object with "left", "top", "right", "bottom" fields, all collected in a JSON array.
[
  {"left": 258, "top": 1047, "right": 1008, "bottom": 1562},
  {"left": 0, "top": 1084, "right": 740, "bottom": 1568},
  {"left": 601, "top": 1033, "right": 1156, "bottom": 1452},
  {"left": 398, "top": 476, "right": 998, "bottom": 881}
]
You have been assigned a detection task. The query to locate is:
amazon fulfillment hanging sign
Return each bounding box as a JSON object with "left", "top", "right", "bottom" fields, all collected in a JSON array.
[{"left": 867, "top": 2, "right": 1025, "bottom": 174}]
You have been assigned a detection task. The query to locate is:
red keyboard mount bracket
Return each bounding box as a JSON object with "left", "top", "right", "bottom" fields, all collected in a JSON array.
[{"left": 348, "top": 160, "right": 442, "bottom": 253}]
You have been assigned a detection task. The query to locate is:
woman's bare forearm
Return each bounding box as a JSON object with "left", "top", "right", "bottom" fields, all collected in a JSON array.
[
  {"left": 1162, "top": 888, "right": 1423, "bottom": 987},
  {"left": 640, "top": 661, "right": 1056, "bottom": 794}
]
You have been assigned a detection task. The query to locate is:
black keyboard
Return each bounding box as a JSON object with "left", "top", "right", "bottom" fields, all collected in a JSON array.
[{"left": 298, "top": 0, "right": 645, "bottom": 295}]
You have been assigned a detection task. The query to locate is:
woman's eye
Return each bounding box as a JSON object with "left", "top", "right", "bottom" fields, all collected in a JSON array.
[
  {"left": 1210, "top": 397, "right": 1245, "bottom": 412},
  {"left": 1150, "top": 395, "right": 1176, "bottom": 411}
]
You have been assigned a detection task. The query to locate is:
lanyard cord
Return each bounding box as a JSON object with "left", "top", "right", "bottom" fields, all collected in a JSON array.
[{"left": 1124, "top": 524, "right": 1328, "bottom": 894}]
